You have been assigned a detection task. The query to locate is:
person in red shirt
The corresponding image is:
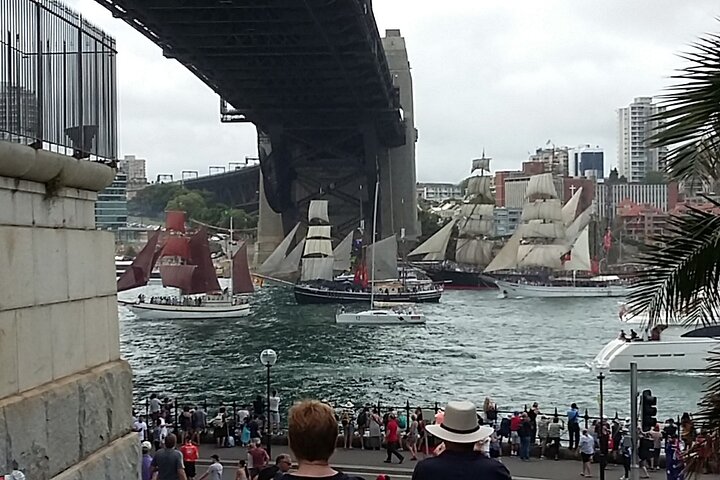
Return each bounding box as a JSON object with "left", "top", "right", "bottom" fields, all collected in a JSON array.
[
  {"left": 384, "top": 413, "right": 404, "bottom": 464},
  {"left": 509, "top": 411, "right": 522, "bottom": 456},
  {"left": 180, "top": 437, "right": 199, "bottom": 480}
]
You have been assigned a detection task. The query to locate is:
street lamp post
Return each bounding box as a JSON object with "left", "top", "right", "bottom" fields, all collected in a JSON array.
[
  {"left": 598, "top": 370, "right": 607, "bottom": 480},
  {"left": 260, "top": 349, "right": 278, "bottom": 456}
]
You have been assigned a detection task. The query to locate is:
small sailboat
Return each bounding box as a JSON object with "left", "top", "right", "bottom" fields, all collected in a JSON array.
[
  {"left": 336, "top": 181, "right": 426, "bottom": 325},
  {"left": 118, "top": 212, "right": 252, "bottom": 319}
]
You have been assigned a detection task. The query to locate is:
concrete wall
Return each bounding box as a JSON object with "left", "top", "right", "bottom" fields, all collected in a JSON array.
[
  {"left": 381, "top": 29, "right": 420, "bottom": 241},
  {"left": 0, "top": 142, "right": 137, "bottom": 480}
]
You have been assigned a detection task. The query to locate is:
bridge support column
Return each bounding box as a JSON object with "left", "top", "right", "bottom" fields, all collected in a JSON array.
[
  {"left": 0, "top": 142, "right": 137, "bottom": 480},
  {"left": 254, "top": 169, "right": 285, "bottom": 267},
  {"left": 382, "top": 29, "right": 420, "bottom": 242}
]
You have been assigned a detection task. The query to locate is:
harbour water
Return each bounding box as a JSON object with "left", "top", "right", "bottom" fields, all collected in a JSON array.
[{"left": 119, "top": 284, "right": 708, "bottom": 418}]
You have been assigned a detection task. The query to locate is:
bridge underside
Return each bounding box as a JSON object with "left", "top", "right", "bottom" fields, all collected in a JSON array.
[
  {"left": 98, "top": 0, "right": 416, "bottom": 241},
  {"left": 182, "top": 165, "right": 260, "bottom": 214}
]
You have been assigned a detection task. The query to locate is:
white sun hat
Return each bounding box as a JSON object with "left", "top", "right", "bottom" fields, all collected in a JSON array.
[{"left": 425, "top": 400, "right": 494, "bottom": 444}]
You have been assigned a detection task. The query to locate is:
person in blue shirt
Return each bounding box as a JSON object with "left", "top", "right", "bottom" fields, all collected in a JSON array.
[
  {"left": 412, "top": 400, "right": 510, "bottom": 480},
  {"left": 567, "top": 403, "right": 581, "bottom": 450}
]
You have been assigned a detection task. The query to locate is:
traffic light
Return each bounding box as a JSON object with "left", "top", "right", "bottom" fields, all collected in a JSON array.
[{"left": 641, "top": 389, "right": 657, "bottom": 431}]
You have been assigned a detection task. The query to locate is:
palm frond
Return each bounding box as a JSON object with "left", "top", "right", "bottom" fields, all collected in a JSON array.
[
  {"left": 648, "top": 32, "right": 720, "bottom": 182},
  {"left": 684, "top": 351, "right": 720, "bottom": 476},
  {"left": 627, "top": 198, "right": 720, "bottom": 327}
]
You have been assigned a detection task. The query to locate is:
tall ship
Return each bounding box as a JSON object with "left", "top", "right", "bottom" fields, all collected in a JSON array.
[
  {"left": 118, "top": 211, "right": 253, "bottom": 318},
  {"left": 409, "top": 154, "right": 498, "bottom": 289},
  {"left": 260, "top": 200, "right": 442, "bottom": 305},
  {"left": 484, "top": 174, "right": 628, "bottom": 298}
]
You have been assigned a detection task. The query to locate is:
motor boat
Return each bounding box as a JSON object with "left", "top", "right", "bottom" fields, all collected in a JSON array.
[
  {"left": 588, "top": 313, "right": 720, "bottom": 372},
  {"left": 120, "top": 294, "right": 250, "bottom": 320},
  {"left": 335, "top": 306, "right": 425, "bottom": 325}
]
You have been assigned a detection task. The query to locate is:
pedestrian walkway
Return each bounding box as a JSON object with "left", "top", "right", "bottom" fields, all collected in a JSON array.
[{"left": 192, "top": 445, "right": 720, "bottom": 480}]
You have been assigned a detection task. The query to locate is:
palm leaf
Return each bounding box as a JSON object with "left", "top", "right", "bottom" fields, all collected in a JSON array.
[
  {"left": 626, "top": 198, "right": 720, "bottom": 327},
  {"left": 648, "top": 32, "right": 720, "bottom": 182}
]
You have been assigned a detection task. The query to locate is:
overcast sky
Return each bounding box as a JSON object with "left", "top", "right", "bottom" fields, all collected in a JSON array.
[{"left": 67, "top": 0, "right": 719, "bottom": 183}]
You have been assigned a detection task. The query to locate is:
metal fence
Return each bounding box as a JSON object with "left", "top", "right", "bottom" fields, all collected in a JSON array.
[{"left": 0, "top": 0, "right": 117, "bottom": 161}]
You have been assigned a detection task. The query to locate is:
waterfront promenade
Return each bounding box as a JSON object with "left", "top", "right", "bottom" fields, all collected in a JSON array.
[{"left": 185, "top": 445, "right": 720, "bottom": 480}]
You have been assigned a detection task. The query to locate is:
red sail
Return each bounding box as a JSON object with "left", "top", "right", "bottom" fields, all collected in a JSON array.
[
  {"left": 161, "top": 235, "right": 190, "bottom": 259},
  {"left": 166, "top": 210, "right": 186, "bottom": 233},
  {"left": 117, "top": 230, "right": 161, "bottom": 292},
  {"left": 233, "top": 243, "right": 255, "bottom": 294},
  {"left": 187, "top": 227, "right": 222, "bottom": 294},
  {"left": 159, "top": 264, "right": 196, "bottom": 291}
]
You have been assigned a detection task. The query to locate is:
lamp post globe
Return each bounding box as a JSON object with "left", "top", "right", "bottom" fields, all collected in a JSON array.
[
  {"left": 260, "top": 349, "right": 277, "bottom": 366},
  {"left": 260, "top": 348, "right": 277, "bottom": 456}
]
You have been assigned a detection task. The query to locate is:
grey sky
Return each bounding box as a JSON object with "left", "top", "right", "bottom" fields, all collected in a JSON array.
[{"left": 68, "top": 0, "right": 719, "bottom": 183}]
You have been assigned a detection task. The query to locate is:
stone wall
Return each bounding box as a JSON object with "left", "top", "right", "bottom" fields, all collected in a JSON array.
[{"left": 0, "top": 142, "right": 138, "bottom": 479}]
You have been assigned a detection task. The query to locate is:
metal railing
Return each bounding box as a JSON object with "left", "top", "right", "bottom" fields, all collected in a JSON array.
[{"left": 0, "top": 0, "right": 117, "bottom": 161}]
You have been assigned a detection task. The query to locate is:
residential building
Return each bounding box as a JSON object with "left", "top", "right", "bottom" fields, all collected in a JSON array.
[
  {"left": 617, "top": 200, "right": 668, "bottom": 245},
  {"left": 494, "top": 207, "right": 523, "bottom": 236},
  {"left": 118, "top": 154, "right": 148, "bottom": 200},
  {"left": 95, "top": 172, "right": 128, "bottom": 229},
  {"left": 568, "top": 145, "right": 604, "bottom": 178},
  {"left": 416, "top": 182, "right": 463, "bottom": 202},
  {"left": 617, "top": 97, "right": 667, "bottom": 183},
  {"left": 596, "top": 180, "right": 679, "bottom": 220},
  {"left": 0, "top": 85, "right": 38, "bottom": 143},
  {"left": 528, "top": 146, "right": 570, "bottom": 176}
]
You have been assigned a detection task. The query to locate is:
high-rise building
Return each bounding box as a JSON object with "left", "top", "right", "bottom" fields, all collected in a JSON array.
[
  {"left": 617, "top": 97, "right": 667, "bottom": 183},
  {"left": 568, "top": 145, "right": 604, "bottom": 178},
  {"left": 595, "top": 180, "right": 679, "bottom": 220},
  {"left": 528, "top": 146, "right": 569, "bottom": 176},
  {"left": 118, "top": 154, "right": 148, "bottom": 200},
  {"left": 95, "top": 172, "right": 128, "bottom": 229}
]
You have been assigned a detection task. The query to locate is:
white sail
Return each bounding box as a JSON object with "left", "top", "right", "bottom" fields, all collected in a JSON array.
[
  {"left": 300, "top": 257, "right": 334, "bottom": 281},
  {"left": 457, "top": 204, "right": 494, "bottom": 237},
  {"left": 472, "top": 157, "right": 490, "bottom": 172},
  {"left": 308, "top": 200, "right": 329, "bottom": 224},
  {"left": 520, "top": 199, "right": 563, "bottom": 222},
  {"left": 563, "top": 226, "right": 592, "bottom": 271},
  {"left": 307, "top": 225, "right": 332, "bottom": 239},
  {"left": 517, "top": 243, "right": 569, "bottom": 269},
  {"left": 408, "top": 219, "right": 456, "bottom": 261},
  {"left": 517, "top": 220, "right": 565, "bottom": 239},
  {"left": 562, "top": 187, "right": 583, "bottom": 227},
  {"left": 526, "top": 173, "right": 557, "bottom": 200},
  {"left": 275, "top": 239, "right": 306, "bottom": 275},
  {"left": 333, "top": 231, "right": 354, "bottom": 272},
  {"left": 466, "top": 176, "right": 493, "bottom": 203},
  {"left": 455, "top": 238, "right": 493, "bottom": 266},
  {"left": 565, "top": 205, "right": 593, "bottom": 245},
  {"left": 484, "top": 231, "right": 521, "bottom": 272},
  {"left": 303, "top": 239, "right": 333, "bottom": 256},
  {"left": 258, "top": 222, "right": 300, "bottom": 274},
  {"left": 367, "top": 235, "right": 398, "bottom": 281}
]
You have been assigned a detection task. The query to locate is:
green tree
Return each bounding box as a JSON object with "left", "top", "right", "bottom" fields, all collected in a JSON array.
[
  {"left": 128, "top": 183, "right": 185, "bottom": 217},
  {"left": 628, "top": 29, "right": 720, "bottom": 474},
  {"left": 166, "top": 191, "right": 208, "bottom": 220},
  {"left": 418, "top": 208, "right": 446, "bottom": 243}
]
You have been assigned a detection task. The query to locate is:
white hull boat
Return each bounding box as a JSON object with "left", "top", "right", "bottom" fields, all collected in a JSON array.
[
  {"left": 495, "top": 278, "right": 628, "bottom": 298},
  {"left": 336, "top": 309, "right": 425, "bottom": 325},
  {"left": 589, "top": 314, "right": 720, "bottom": 371},
  {"left": 121, "top": 299, "right": 250, "bottom": 319}
]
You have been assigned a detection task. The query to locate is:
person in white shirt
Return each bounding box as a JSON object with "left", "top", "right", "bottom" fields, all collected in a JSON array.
[
  {"left": 199, "top": 454, "right": 223, "bottom": 480},
  {"left": 269, "top": 390, "right": 281, "bottom": 435},
  {"left": 134, "top": 415, "right": 148, "bottom": 442},
  {"left": 579, "top": 429, "right": 595, "bottom": 477}
]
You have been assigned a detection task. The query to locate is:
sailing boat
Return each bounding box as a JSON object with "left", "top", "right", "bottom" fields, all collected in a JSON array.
[
  {"left": 484, "top": 176, "right": 628, "bottom": 298},
  {"left": 118, "top": 212, "right": 252, "bottom": 318},
  {"left": 408, "top": 154, "right": 498, "bottom": 289},
  {"left": 336, "top": 181, "right": 425, "bottom": 325}
]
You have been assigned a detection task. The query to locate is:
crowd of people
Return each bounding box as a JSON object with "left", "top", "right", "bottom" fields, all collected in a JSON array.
[{"left": 132, "top": 392, "right": 713, "bottom": 480}]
